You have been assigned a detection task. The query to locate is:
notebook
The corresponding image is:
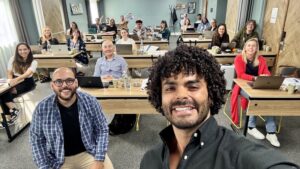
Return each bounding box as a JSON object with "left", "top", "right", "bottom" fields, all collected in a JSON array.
[
  {"left": 77, "top": 76, "right": 104, "bottom": 88},
  {"left": 51, "top": 45, "right": 69, "bottom": 54},
  {"left": 247, "top": 76, "right": 285, "bottom": 89},
  {"left": 116, "top": 44, "right": 133, "bottom": 55}
]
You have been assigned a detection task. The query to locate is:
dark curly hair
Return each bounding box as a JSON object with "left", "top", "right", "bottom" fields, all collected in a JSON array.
[{"left": 147, "top": 45, "right": 226, "bottom": 115}]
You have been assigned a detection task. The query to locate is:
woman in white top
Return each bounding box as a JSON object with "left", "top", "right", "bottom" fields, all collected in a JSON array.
[
  {"left": 116, "top": 28, "right": 137, "bottom": 52},
  {"left": 1, "top": 43, "right": 37, "bottom": 125}
]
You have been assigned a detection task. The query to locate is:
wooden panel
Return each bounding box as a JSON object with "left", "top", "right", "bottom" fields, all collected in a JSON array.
[
  {"left": 98, "top": 99, "right": 157, "bottom": 114},
  {"left": 86, "top": 44, "right": 102, "bottom": 52},
  {"left": 225, "top": 0, "right": 240, "bottom": 41},
  {"left": 262, "top": 0, "right": 288, "bottom": 66},
  {"left": 125, "top": 59, "right": 156, "bottom": 68},
  {"left": 276, "top": 0, "right": 300, "bottom": 73},
  {"left": 41, "top": 0, "right": 66, "bottom": 43},
  {"left": 35, "top": 59, "right": 76, "bottom": 68},
  {"left": 248, "top": 100, "right": 300, "bottom": 116}
]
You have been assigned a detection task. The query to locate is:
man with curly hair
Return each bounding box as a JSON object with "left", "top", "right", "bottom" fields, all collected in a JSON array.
[{"left": 140, "top": 45, "right": 298, "bottom": 169}]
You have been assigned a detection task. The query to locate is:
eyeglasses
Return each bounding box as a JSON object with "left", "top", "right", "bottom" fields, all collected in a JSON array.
[{"left": 53, "top": 78, "right": 75, "bottom": 87}]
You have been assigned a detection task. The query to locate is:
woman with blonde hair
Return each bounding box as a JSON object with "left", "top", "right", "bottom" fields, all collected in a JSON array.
[
  {"left": 230, "top": 38, "right": 280, "bottom": 147},
  {"left": 39, "top": 26, "right": 59, "bottom": 50}
]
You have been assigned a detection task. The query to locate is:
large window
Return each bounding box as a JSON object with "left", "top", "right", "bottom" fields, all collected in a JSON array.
[
  {"left": 0, "top": 0, "right": 18, "bottom": 46},
  {"left": 89, "top": 0, "right": 99, "bottom": 24}
]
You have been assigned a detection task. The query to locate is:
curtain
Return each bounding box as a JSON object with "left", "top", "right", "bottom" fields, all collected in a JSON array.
[
  {"left": 0, "top": 0, "right": 19, "bottom": 78},
  {"left": 32, "top": 0, "right": 46, "bottom": 36}
]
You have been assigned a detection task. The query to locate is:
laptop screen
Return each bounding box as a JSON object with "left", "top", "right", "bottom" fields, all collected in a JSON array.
[{"left": 77, "top": 76, "right": 104, "bottom": 88}]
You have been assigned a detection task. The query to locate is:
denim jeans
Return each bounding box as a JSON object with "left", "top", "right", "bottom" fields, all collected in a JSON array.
[{"left": 248, "top": 116, "right": 277, "bottom": 133}]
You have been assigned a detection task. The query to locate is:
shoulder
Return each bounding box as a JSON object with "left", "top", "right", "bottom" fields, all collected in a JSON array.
[
  {"left": 34, "top": 94, "right": 56, "bottom": 113},
  {"left": 257, "top": 55, "right": 267, "bottom": 63},
  {"left": 140, "top": 143, "right": 164, "bottom": 168},
  {"left": 77, "top": 91, "right": 96, "bottom": 102},
  {"left": 235, "top": 54, "right": 243, "bottom": 61}
]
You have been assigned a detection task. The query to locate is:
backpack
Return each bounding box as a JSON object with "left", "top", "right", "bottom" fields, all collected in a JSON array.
[{"left": 109, "top": 114, "right": 137, "bottom": 135}]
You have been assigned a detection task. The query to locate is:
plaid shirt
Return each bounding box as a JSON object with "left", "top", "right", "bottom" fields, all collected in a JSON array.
[{"left": 30, "top": 91, "right": 108, "bottom": 169}]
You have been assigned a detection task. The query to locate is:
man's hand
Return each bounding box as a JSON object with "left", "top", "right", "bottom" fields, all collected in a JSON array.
[{"left": 90, "top": 161, "right": 104, "bottom": 169}]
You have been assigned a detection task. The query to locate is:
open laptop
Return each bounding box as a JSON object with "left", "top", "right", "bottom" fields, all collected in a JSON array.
[
  {"left": 51, "top": 45, "right": 69, "bottom": 54},
  {"left": 202, "top": 31, "right": 214, "bottom": 39},
  {"left": 77, "top": 76, "right": 104, "bottom": 88},
  {"left": 186, "top": 27, "right": 195, "bottom": 32},
  {"left": 247, "top": 76, "right": 285, "bottom": 89},
  {"left": 116, "top": 44, "right": 133, "bottom": 55}
]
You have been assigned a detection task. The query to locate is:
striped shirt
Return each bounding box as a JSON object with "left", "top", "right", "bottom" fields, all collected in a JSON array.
[
  {"left": 93, "top": 55, "right": 127, "bottom": 78},
  {"left": 30, "top": 91, "right": 108, "bottom": 169}
]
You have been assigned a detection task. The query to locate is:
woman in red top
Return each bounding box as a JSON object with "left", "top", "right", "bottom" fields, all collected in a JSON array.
[{"left": 230, "top": 38, "right": 280, "bottom": 147}]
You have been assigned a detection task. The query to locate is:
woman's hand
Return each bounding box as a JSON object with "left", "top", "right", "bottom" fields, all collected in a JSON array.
[{"left": 9, "top": 78, "right": 18, "bottom": 86}]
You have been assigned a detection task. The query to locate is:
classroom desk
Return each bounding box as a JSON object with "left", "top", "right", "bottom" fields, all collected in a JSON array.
[
  {"left": 135, "top": 40, "right": 169, "bottom": 50},
  {"left": 122, "top": 50, "right": 167, "bottom": 68},
  {"left": 85, "top": 32, "right": 115, "bottom": 41},
  {"left": 233, "top": 79, "right": 300, "bottom": 136},
  {"left": 85, "top": 40, "right": 104, "bottom": 52},
  {"left": 0, "top": 81, "right": 29, "bottom": 142},
  {"left": 207, "top": 50, "right": 276, "bottom": 67},
  {"left": 181, "top": 37, "right": 212, "bottom": 48},
  {"left": 33, "top": 52, "right": 81, "bottom": 68},
  {"left": 181, "top": 32, "right": 202, "bottom": 38},
  {"left": 80, "top": 86, "right": 158, "bottom": 130}
]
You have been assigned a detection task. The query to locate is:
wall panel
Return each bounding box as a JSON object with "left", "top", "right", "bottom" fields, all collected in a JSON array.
[{"left": 225, "top": 0, "right": 239, "bottom": 40}]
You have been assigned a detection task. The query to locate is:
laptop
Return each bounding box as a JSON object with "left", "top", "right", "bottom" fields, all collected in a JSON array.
[
  {"left": 51, "top": 45, "right": 69, "bottom": 54},
  {"left": 247, "top": 76, "right": 285, "bottom": 89},
  {"left": 77, "top": 76, "right": 104, "bottom": 88},
  {"left": 186, "top": 28, "right": 195, "bottom": 32},
  {"left": 116, "top": 44, "right": 133, "bottom": 55},
  {"left": 202, "top": 31, "right": 214, "bottom": 39}
]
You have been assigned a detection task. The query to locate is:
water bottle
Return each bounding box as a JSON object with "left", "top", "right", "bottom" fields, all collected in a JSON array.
[
  {"left": 46, "top": 41, "right": 51, "bottom": 52},
  {"left": 122, "top": 70, "right": 131, "bottom": 89},
  {"left": 140, "top": 38, "right": 144, "bottom": 54}
]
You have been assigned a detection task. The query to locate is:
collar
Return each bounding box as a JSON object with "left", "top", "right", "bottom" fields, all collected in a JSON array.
[
  {"left": 159, "top": 117, "right": 219, "bottom": 150},
  {"left": 104, "top": 55, "right": 116, "bottom": 61}
]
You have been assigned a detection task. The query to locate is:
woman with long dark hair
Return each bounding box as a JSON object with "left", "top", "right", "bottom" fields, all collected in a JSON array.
[
  {"left": 1, "top": 43, "right": 37, "bottom": 127},
  {"left": 211, "top": 24, "right": 229, "bottom": 47}
]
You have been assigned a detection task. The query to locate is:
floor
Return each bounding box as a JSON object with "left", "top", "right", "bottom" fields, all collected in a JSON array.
[{"left": 1, "top": 36, "right": 300, "bottom": 169}]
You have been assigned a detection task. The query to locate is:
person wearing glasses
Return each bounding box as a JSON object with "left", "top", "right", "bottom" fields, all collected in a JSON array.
[{"left": 30, "top": 67, "right": 114, "bottom": 169}]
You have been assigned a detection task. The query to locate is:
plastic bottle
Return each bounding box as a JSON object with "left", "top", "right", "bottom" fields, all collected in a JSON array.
[
  {"left": 122, "top": 70, "right": 131, "bottom": 89},
  {"left": 46, "top": 40, "right": 51, "bottom": 52},
  {"left": 140, "top": 38, "right": 144, "bottom": 54}
]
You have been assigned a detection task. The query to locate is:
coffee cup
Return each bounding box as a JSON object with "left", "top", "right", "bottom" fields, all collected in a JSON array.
[{"left": 287, "top": 84, "right": 296, "bottom": 94}]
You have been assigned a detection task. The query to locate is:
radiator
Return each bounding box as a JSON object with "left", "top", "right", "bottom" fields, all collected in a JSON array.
[{"left": 220, "top": 65, "right": 235, "bottom": 90}]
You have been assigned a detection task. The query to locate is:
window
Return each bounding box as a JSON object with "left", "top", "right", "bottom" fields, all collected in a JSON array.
[{"left": 89, "top": 0, "right": 99, "bottom": 24}]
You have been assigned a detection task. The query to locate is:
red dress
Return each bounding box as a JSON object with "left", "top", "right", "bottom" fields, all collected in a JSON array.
[{"left": 230, "top": 54, "right": 271, "bottom": 124}]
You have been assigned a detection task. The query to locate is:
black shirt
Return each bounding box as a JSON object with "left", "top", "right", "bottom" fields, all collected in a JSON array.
[
  {"left": 246, "top": 59, "right": 259, "bottom": 76},
  {"left": 140, "top": 117, "right": 299, "bottom": 169},
  {"left": 58, "top": 99, "right": 86, "bottom": 156}
]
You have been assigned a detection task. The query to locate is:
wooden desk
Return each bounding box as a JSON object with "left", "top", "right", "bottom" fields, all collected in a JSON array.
[
  {"left": 122, "top": 50, "right": 167, "bottom": 68},
  {"left": 207, "top": 50, "right": 276, "bottom": 67},
  {"left": 182, "top": 38, "right": 212, "bottom": 49},
  {"left": 234, "top": 79, "right": 300, "bottom": 136},
  {"left": 181, "top": 32, "right": 202, "bottom": 38},
  {"left": 0, "top": 81, "right": 30, "bottom": 142},
  {"left": 33, "top": 52, "right": 80, "bottom": 68},
  {"left": 135, "top": 40, "right": 169, "bottom": 50},
  {"left": 85, "top": 40, "right": 103, "bottom": 52},
  {"left": 81, "top": 86, "right": 158, "bottom": 130}
]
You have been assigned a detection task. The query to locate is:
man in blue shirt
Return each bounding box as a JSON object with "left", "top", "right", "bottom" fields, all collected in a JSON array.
[
  {"left": 30, "top": 67, "right": 114, "bottom": 169},
  {"left": 93, "top": 40, "right": 127, "bottom": 80}
]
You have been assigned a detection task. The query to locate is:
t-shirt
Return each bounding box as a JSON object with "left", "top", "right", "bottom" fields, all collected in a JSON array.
[
  {"left": 7, "top": 56, "right": 38, "bottom": 77},
  {"left": 116, "top": 38, "right": 136, "bottom": 45}
]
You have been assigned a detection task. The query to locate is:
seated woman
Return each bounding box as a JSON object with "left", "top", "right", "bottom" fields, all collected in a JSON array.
[
  {"left": 159, "top": 20, "right": 171, "bottom": 40},
  {"left": 211, "top": 24, "right": 229, "bottom": 47},
  {"left": 206, "top": 19, "right": 217, "bottom": 31},
  {"left": 106, "top": 18, "right": 118, "bottom": 37},
  {"left": 197, "top": 17, "right": 210, "bottom": 32},
  {"left": 38, "top": 26, "right": 59, "bottom": 82},
  {"left": 66, "top": 21, "right": 80, "bottom": 37},
  {"left": 1, "top": 43, "right": 37, "bottom": 127},
  {"left": 181, "top": 18, "right": 193, "bottom": 32},
  {"left": 116, "top": 28, "right": 137, "bottom": 51},
  {"left": 67, "top": 31, "right": 89, "bottom": 66},
  {"left": 231, "top": 19, "right": 259, "bottom": 49},
  {"left": 230, "top": 38, "right": 280, "bottom": 147},
  {"left": 119, "top": 15, "right": 129, "bottom": 30}
]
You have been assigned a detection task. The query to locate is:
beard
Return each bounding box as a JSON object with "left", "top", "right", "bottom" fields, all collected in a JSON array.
[
  {"left": 163, "top": 98, "right": 210, "bottom": 130},
  {"left": 55, "top": 86, "right": 77, "bottom": 101}
]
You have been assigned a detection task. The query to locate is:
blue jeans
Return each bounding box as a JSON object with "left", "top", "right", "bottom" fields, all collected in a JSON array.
[{"left": 248, "top": 116, "right": 277, "bottom": 133}]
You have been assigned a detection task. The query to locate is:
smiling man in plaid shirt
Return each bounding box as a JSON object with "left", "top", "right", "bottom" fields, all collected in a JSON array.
[{"left": 30, "top": 67, "right": 113, "bottom": 169}]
